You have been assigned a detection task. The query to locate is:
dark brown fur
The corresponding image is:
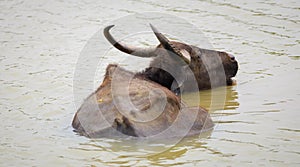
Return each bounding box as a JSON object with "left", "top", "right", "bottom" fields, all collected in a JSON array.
[{"left": 140, "top": 41, "right": 238, "bottom": 91}]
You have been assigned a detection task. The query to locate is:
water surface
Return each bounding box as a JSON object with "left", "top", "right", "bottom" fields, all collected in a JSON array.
[{"left": 1, "top": 0, "right": 299, "bottom": 166}]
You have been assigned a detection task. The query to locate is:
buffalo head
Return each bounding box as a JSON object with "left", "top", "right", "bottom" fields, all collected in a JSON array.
[{"left": 104, "top": 24, "right": 238, "bottom": 92}]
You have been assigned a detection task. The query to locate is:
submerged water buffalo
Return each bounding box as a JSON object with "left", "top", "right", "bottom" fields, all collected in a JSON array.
[{"left": 72, "top": 25, "right": 238, "bottom": 138}]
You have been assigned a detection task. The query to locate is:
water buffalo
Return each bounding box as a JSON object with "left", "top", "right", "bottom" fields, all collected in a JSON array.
[{"left": 72, "top": 25, "right": 238, "bottom": 138}]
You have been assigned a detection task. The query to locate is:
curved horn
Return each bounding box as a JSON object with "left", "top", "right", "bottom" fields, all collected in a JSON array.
[
  {"left": 103, "top": 25, "right": 157, "bottom": 57},
  {"left": 150, "top": 24, "right": 190, "bottom": 63}
]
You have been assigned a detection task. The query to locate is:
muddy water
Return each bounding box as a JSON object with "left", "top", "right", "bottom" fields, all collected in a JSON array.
[{"left": 1, "top": 0, "right": 299, "bottom": 166}]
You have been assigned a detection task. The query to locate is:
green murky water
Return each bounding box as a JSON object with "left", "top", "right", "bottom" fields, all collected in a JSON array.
[{"left": 1, "top": 0, "right": 299, "bottom": 166}]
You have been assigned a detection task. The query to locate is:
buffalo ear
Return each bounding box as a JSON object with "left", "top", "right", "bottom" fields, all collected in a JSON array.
[
  {"left": 180, "top": 49, "right": 191, "bottom": 63},
  {"left": 150, "top": 24, "right": 190, "bottom": 64}
]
